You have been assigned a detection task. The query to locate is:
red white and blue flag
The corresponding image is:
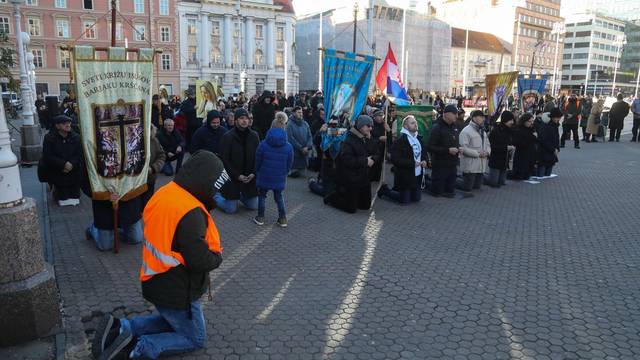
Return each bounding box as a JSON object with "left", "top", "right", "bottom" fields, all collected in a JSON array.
[{"left": 375, "top": 43, "right": 410, "bottom": 105}]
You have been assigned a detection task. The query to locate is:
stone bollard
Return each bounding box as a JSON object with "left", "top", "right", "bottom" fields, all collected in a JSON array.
[{"left": 0, "top": 198, "right": 60, "bottom": 347}]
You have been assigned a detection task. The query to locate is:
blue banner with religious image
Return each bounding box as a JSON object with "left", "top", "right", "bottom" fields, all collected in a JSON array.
[
  {"left": 322, "top": 49, "right": 375, "bottom": 124},
  {"left": 517, "top": 74, "right": 548, "bottom": 114}
]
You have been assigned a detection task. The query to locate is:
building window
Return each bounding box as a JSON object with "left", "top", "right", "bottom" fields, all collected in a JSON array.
[
  {"left": 134, "top": 24, "right": 146, "bottom": 41},
  {"left": 83, "top": 0, "right": 93, "bottom": 9},
  {"left": 187, "top": 19, "right": 197, "bottom": 35},
  {"left": 59, "top": 49, "right": 70, "bottom": 69},
  {"left": 36, "top": 83, "right": 49, "bottom": 95},
  {"left": 55, "top": 0, "right": 66, "bottom": 8},
  {"left": 234, "top": 22, "right": 240, "bottom": 38},
  {"left": 27, "top": 18, "right": 41, "bottom": 37},
  {"left": 0, "top": 17, "right": 10, "bottom": 34},
  {"left": 26, "top": 0, "right": 37, "bottom": 5},
  {"left": 255, "top": 24, "right": 263, "bottom": 39},
  {"left": 56, "top": 19, "right": 69, "bottom": 38},
  {"left": 254, "top": 49, "right": 263, "bottom": 65},
  {"left": 211, "top": 47, "right": 222, "bottom": 63},
  {"left": 211, "top": 21, "right": 220, "bottom": 36},
  {"left": 134, "top": 0, "right": 144, "bottom": 14},
  {"left": 188, "top": 46, "right": 197, "bottom": 62},
  {"left": 116, "top": 22, "right": 122, "bottom": 40},
  {"left": 159, "top": 0, "right": 169, "bottom": 15},
  {"left": 31, "top": 48, "right": 44, "bottom": 68},
  {"left": 83, "top": 20, "right": 96, "bottom": 39},
  {"left": 160, "top": 26, "right": 170, "bottom": 42},
  {"left": 161, "top": 54, "right": 171, "bottom": 70},
  {"left": 232, "top": 48, "right": 238, "bottom": 64},
  {"left": 276, "top": 26, "right": 284, "bottom": 41},
  {"left": 275, "top": 50, "right": 284, "bottom": 66}
]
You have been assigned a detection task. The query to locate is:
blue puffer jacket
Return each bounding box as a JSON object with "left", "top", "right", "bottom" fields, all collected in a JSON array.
[{"left": 255, "top": 128, "right": 293, "bottom": 191}]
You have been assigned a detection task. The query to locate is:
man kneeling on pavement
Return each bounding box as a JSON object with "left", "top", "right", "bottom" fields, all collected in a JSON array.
[{"left": 92, "top": 151, "right": 229, "bottom": 360}]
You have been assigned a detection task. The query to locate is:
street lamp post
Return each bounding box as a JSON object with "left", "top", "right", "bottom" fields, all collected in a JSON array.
[
  {"left": 551, "top": 22, "right": 565, "bottom": 96},
  {"left": 11, "top": 0, "right": 41, "bottom": 163},
  {"left": 611, "top": 34, "right": 626, "bottom": 96}
]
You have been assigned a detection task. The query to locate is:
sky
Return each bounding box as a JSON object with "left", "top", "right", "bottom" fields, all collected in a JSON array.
[{"left": 292, "top": 0, "right": 348, "bottom": 15}]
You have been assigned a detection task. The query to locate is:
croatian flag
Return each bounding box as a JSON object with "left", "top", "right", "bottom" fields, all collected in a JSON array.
[{"left": 375, "top": 43, "right": 410, "bottom": 105}]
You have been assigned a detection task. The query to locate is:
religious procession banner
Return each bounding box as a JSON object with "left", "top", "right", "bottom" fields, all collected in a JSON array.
[
  {"left": 517, "top": 74, "right": 548, "bottom": 114},
  {"left": 395, "top": 105, "right": 434, "bottom": 142},
  {"left": 485, "top": 71, "right": 519, "bottom": 119},
  {"left": 73, "top": 46, "right": 154, "bottom": 201},
  {"left": 195, "top": 80, "right": 223, "bottom": 119},
  {"left": 322, "top": 49, "right": 375, "bottom": 124}
]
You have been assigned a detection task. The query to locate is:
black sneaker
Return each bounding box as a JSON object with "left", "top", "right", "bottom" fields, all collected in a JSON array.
[
  {"left": 574, "top": 145, "right": 580, "bottom": 149},
  {"left": 92, "top": 314, "right": 115, "bottom": 359},
  {"left": 98, "top": 329, "right": 133, "bottom": 360},
  {"left": 253, "top": 216, "right": 265, "bottom": 226}
]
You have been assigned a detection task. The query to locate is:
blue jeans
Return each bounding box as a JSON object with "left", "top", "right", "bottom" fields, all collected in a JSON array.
[
  {"left": 87, "top": 219, "right": 143, "bottom": 251},
  {"left": 486, "top": 167, "right": 507, "bottom": 187},
  {"left": 257, "top": 188, "right": 286, "bottom": 218},
  {"left": 213, "top": 193, "right": 258, "bottom": 214},
  {"left": 120, "top": 301, "right": 205, "bottom": 359}
]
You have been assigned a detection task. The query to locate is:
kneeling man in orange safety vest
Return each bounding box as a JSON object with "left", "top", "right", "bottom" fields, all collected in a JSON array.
[{"left": 93, "top": 150, "right": 230, "bottom": 360}]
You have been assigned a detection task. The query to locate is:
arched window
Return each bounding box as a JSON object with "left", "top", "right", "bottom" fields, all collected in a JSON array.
[
  {"left": 211, "top": 47, "right": 222, "bottom": 64},
  {"left": 254, "top": 49, "right": 264, "bottom": 65},
  {"left": 232, "top": 48, "right": 238, "bottom": 64}
]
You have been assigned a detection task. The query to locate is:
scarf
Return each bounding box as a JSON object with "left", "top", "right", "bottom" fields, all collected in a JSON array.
[{"left": 401, "top": 127, "right": 422, "bottom": 176}]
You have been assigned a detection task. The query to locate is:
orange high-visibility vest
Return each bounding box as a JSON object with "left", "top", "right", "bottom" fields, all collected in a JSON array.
[{"left": 140, "top": 181, "right": 221, "bottom": 282}]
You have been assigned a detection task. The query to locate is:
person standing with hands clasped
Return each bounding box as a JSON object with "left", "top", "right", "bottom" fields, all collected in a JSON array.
[
  {"left": 377, "top": 115, "right": 428, "bottom": 204},
  {"left": 427, "top": 104, "right": 462, "bottom": 198},
  {"left": 286, "top": 106, "right": 313, "bottom": 178}
]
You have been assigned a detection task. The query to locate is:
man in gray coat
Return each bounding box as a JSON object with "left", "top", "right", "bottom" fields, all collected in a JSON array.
[{"left": 286, "top": 106, "right": 313, "bottom": 178}]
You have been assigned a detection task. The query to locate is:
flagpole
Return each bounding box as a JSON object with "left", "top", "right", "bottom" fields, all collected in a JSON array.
[
  {"left": 462, "top": 28, "right": 469, "bottom": 98},
  {"left": 400, "top": 7, "right": 406, "bottom": 80},
  {"left": 318, "top": 12, "right": 323, "bottom": 91}
]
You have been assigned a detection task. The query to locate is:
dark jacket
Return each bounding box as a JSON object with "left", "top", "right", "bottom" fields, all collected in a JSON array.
[
  {"left": 488, "top": 124, "right": 512, "bottom": 170},
  {"left": 151, "top": 103, "right": 173, "bottom": 128},
  {"left": 368, "top": 121, "right": 387, "bottom": 182},
  {"left": 157, "top": 127, "right": 186, "bottom": 155},
  {"left": 336, "top": 128, "right": 371, "bottom": 188},
  {"left": 609, "top": 100, "right": 630, "bottom": 130},
  {"left": 562, "top": 98, "right": 581, "bottom": 126},
  {"left": 510, "top": 126, "right": 536, "bottom": 180},
  {"left": 41, "top": 130, "right": 83, "bottom": 186},
  {"left": 180, "top": 97, "right": 199, "bottom": 129},
  {"left": 255, "top": 128, "right": 294, "bottom": 191},
  {"left": 219, "top": 127, "right": 260, "bottom": 199},
  {"left": 537, "top": 121, "right": 560, "bottom": 166},
  {"left": 427, "top": 119, "right": 459, "bottom": 168},
  {"left": 190, "top": 124, "right": 227, "bottom": 155},
  {"left": 391, "top": 133, "right": 428, "bottom": 190},
  {"left": 251, "top": 91, "right": 276, "bottom": 139},
  {"left": 142, "top": 152, "right": 224, "bottom": 310}
]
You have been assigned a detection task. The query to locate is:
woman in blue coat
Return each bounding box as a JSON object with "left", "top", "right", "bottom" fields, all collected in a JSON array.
[{"left": 254, "top": 127, "right": 294, "bottom": 227}]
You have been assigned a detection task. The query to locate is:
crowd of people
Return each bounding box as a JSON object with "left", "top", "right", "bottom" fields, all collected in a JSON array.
[{"left": 34, "top": 86, "right": 640, "bottom": 359}]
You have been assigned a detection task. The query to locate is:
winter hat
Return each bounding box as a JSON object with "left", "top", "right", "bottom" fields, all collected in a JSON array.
[
  {"left": 174, "top": 150, "right": 229, "bottom": 210},
  {"left": 373, "top": 109, "right": 384, "bottom": 118},
  {"left": 549, "top": 107, "right": 563, "bottom": 119},
  {"left": 443, "top": 104, "right": 458, "bottom": 114},
  {"left": 52, "top": 114, "right": 72, "bottom": 124},
  {"left": 206, "top": 109, "right": 222, "bottom": 123},
  {"left": 500, "top": 110, "right": 515, "bottom": 124},
  {"left": 234, "top": 108, "right": 249, "bottom": 119},
  {"left": 355, "top": 115, "right": 373, "bottom": 130}
]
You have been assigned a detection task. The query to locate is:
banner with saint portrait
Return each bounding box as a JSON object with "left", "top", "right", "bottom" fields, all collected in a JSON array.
[
  {"left": 485, "top": 71, "right": 519, "bottom": 119},
  {"left": 73, "top": 45, "right": 154, "bottom": 201},
  {"left": 195, "top": 80, "right": 224, "bottom": 119},
  {"left": 517, "top": 74, "right": 548, "bottom": 114},
  {"left": 322, "top": 49, "right": 375, "bottom": 124}
]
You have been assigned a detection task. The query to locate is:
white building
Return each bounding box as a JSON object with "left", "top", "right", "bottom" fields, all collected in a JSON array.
[
  {"left": 295, "top": 1, "right": 451, "bottom": 93},
  {"left": 561, "top": 13, "right": 627, "bottom": 95},
  {"left": 177, "top": 0, "right": 299, "bottom": 96},
  {"left": 450, "top": 28, "right": 512, "bottom": 96}
]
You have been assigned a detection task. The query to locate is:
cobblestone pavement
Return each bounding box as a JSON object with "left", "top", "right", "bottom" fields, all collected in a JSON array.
[{"left": 41, "top": 132, "right": 640, "bottom": 360}]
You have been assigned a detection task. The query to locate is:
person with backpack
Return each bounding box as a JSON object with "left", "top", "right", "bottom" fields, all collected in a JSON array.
[{"left": 253, "top": 121, "right": 294, "bottom": 227}]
